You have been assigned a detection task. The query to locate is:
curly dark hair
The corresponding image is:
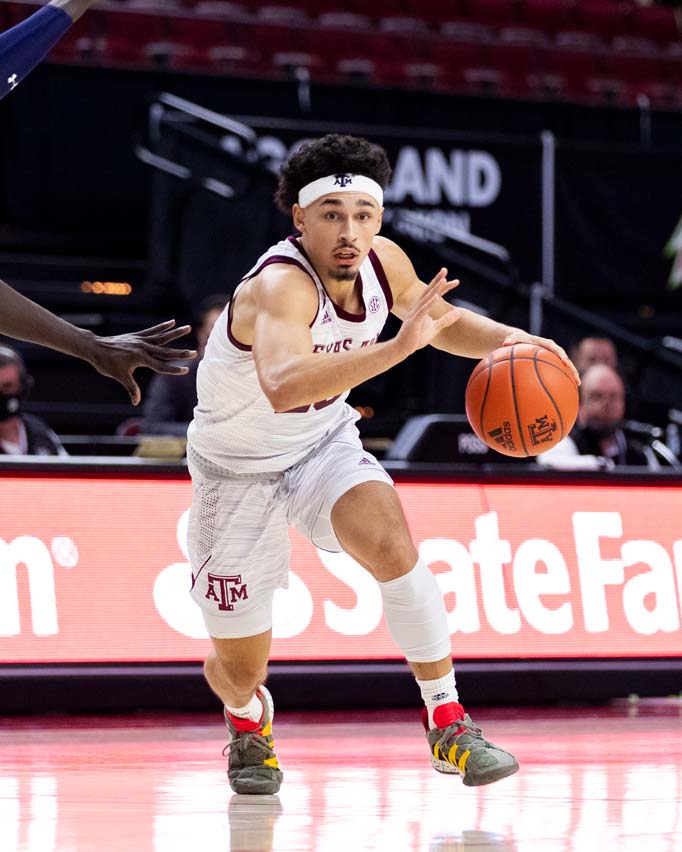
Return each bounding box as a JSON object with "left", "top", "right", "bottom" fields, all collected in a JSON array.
[{"left": 274, "top": 134, "right": 392, "bottom": 214}]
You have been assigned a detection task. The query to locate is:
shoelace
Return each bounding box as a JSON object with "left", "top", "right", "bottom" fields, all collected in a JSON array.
[
  {"left": 437, "top": 715, "right": 490, "bottom": 751},
  {"left": 223, "top": 730, "right": 275, "bottom": 761}
]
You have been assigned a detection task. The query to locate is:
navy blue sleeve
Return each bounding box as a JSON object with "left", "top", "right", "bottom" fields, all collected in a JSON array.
[{"left": 0, "top": 5, "right": 73, "bottom": 101}]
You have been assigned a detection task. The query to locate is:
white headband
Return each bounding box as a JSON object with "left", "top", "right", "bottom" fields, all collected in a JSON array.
[{"left": 298, "top": 173, "right": 384, "bottom": 208}]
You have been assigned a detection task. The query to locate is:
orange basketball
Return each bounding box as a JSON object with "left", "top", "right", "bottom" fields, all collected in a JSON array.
[{"left": 465, "top": 343, "right": 579, "bottom": 458}]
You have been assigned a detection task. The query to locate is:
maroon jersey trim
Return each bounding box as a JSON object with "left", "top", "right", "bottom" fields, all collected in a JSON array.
[
  {"left": 289, "top": 237, "right": 367, "bottom": 324},
  {"left": 227, "top": 255, "right": 322, "bottom": 351},
  {"left": 367, "top": 249, "right": 393, "bottom": 311}
]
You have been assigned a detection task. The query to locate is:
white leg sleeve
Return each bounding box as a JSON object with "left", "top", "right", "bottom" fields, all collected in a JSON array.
[{"left": 378, "top": 558, "right": 452, "bottom": 663}]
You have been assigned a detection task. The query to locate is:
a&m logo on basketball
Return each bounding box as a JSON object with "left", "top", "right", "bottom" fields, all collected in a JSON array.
[
  {"left": 528, "top": 415, "right": 558, "bottom": 447},
  {"left": 205, "top": 573, "right": 249, "bottom": 612},
  {"left": 334, "top": 174, "right": 353, "bottom": 187},
  {"left": 488, "top": 422, "right": 516, "bottom": 453}
]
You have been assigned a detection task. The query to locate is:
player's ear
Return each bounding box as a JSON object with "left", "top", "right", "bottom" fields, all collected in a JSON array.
[
  {"left": 293, "top": 203, "right": 305, "bottom": 232},
  {"left": 375, "top": 207, "right": 384, "bottom": 234}
]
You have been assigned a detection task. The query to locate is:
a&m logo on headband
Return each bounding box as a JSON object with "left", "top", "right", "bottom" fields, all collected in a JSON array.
[{"left": 334, "top": 174, "right": 353, "bottom": 188}]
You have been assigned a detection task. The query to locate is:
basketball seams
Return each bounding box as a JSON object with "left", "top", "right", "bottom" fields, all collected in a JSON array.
[
  {"left": 533, "top": 349, "right": 565, "bottom": 438},
  {"left": 510, "top": 345, "right": 529, "bottom": 457},
  {"left": 465, "top": 345, "right": 576, "bottom": 458},
  {"left": 477, "top": 356, "right": 494, "bottom": 442}
]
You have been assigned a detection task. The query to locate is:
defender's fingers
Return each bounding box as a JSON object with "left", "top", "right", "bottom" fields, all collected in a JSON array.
[
  {"left": 146, "top": 362, "right": 191, "bottom": 375},
  {"left": 133, "top": 320, "right": 178, "bottom": 338}
]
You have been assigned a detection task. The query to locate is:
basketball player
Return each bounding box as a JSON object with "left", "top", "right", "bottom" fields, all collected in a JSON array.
[{"left": 187, "top": 134, "right": 578, "bottom": 795}]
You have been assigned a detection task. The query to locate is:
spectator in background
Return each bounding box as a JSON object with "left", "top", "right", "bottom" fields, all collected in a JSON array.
[
  {"left": 0, "top": 344, "right": 66, "bottom": 456},
  {"left": 142, "top": 294, "right": 229, "bottom": 436},
  {"left": 570, "top": 336, "right": 618, "bottom": 376},
  {"left": 537, "top": 363, "right": 659, "bottom": 470}
]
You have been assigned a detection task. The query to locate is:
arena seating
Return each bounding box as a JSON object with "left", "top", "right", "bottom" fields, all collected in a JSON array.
[{"left": 4, "top": 0, "right": 682, "bottom": 106}]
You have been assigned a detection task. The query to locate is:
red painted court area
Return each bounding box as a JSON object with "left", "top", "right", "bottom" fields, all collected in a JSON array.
[{"left": 1, "top": 702, "right": 681, "bottom": 851}]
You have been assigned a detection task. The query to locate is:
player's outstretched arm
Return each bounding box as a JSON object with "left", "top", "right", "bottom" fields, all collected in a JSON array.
[
  {"left": 0, "top": 0, "right": 98, "bottom": 101},
  {"left": 49, "top": 0, "right": 99, "bottom": 23},
  {"left": 0, "top": 277, "right": 196, "bottom": 405},
  {"left": 377, "top": 237, "right": 580, "bottom": 383}
]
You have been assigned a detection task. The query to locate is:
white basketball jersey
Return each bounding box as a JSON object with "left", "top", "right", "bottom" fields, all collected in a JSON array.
[{"left": 187, "top": 235, "right": 393, "bottom": 474}]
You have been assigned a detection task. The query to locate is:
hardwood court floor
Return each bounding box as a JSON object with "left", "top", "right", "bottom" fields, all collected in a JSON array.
[{"left": 1, "top": 701, "right": 681, "bottom": 852}]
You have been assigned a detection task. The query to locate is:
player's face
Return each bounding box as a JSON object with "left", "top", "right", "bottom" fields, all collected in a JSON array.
[{"left": 294, "top": 194, "right": 383, "bottom": 282}]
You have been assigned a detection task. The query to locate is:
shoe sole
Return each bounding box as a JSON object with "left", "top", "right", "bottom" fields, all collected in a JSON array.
[
  {"left": 230, "top": 773, "right": 283, "bottom": 795},
  {"left": 430, "top": 754, "right": 520, "bottom": 786}
]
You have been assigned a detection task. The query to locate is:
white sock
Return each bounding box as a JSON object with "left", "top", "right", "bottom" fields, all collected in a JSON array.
[
  {"left": 225, "top": 692, "right": 263, "bottom": 723},
  {"left": 416, "top": 670, "right": 459, "bottom": 728}
]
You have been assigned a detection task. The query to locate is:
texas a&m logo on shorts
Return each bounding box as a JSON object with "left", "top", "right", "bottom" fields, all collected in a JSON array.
[{"left": 205, "top": 573, "right": 249, "bottom": 612}]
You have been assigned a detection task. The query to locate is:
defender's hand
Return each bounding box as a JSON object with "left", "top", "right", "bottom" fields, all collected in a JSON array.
[{"left": 87, "top": 320, "right": 197, "bottom": 405}]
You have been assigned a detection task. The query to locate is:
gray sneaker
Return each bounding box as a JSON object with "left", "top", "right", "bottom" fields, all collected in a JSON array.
[
  {"left": 223, "top": 685, "right": 283, "bottom": 795},
  {"left": 423, "top": 703, "right": 519, "bottom": 787}
]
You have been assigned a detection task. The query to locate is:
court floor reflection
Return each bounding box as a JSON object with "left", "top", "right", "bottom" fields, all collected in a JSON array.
[{"left": 1, "top": 702, "right": 681, "bottom": 851}]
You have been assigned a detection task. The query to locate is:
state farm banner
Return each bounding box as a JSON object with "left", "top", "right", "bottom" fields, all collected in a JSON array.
[{"left": 1, "top": 474, "right": 681, "bottom": 663}]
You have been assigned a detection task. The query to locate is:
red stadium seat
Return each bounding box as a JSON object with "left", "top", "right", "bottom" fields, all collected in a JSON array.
[
  {"left": 631, "top": 4, "right": 680, "bottom": 47},
  {"left": 87, "top": 7, "right": 170, "bottom": 42},
  {"left": 585, "top": 75, "right": 629, "bottom": 105},
  {"left": 439, "top": 20, "right": 496, "bottom": 44},
  {"left": 631, "top": 80, "right": 682, "bottom": 110},
  {"left": 555, "top": 29, "right": 606, "bottom": 52},
  {"left": 168, "top": 16, "right": 231, "bottom": 47},
  {"left": 545, "top": 45, "right": 601, "bottom": 92},
  {"left": 271, "top": 50, "right": 325, "bottom": 79},
  {"left": 520, "top": 0, "right": 577, "bottom": 36},
  {"left": 574, "top": 1, "right": 632, "bottom": 40},
  {"left": 144, "top": 41, "right": 204, "bottom": 70},
  {"left": 205, "top": 43, "right": 263, "bottom": 73},
  {"left": 336, "top": 57, "right": 377, "bottom": 84},
  {"left": 458, "top": 0, "right": 519, "bottom": 27},
  {"left": 316, "top": 12, "right": 373, "bottom": 31},
  {"left": 498, "top": 26, "right": 551, "bottom": 48},
  {"left": 378, "top": 16, "right": 432, "bottom": 37},
  {"left": 401, "top": 61, "right": 444, "bottom": 89},
  {"left": 255, "top": 5, "right": 311, "bottom": 26},
  {"left": 462, "top": 66, "right": 511, "bottom": 96},
  {"left": 403, "top": 0, "right": 468, "bottom": 26},
  {"left": 192, "top": 1, "right": 252, "bottom": 20}
]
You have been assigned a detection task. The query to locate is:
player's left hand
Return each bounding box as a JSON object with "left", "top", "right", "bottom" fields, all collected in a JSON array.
[
  {"left": 502, "top": 329, "right": 580, "bottom": 385},
  {"left": 87, "top": 320, "right": 197, "bottom": 405}
]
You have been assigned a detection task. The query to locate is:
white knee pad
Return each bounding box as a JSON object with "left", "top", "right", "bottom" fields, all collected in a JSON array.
[{"left": 378, "top": 558, "right": 452, "bottom": 663}]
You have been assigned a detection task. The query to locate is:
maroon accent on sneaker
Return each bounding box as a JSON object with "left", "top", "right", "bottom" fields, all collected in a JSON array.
[{"left": 433, "top": 702, "right": 466, "bottom": 731}]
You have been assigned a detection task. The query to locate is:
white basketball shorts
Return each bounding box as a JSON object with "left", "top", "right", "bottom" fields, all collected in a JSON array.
[{"left": 187, "top": 423, "right": 393, "bottom": 639}]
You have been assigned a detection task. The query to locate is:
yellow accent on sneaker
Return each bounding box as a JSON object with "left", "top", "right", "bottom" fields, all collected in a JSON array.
[
  {"left": 448, "top": 743, "right": 459, "bottom": 764},
  {"left": 264, "top": 756, "right": 279, "bottom": 768},
  {"left": 457, "top": 749, "right": 471, "bottom": 773}
]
